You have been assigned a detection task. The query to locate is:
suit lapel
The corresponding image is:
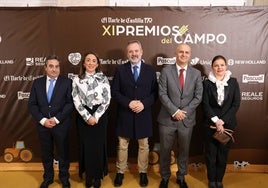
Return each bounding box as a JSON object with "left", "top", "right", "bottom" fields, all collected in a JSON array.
[
  {"left": 171, "top": 64, "right": 181, "bottom": 92},
  {"left": 184, "top": 67, "right": 191, "bottom": 93},
  {"left": 224, "top": 80, "right": 230, "bottom": 103},
  {"left": 211, "top": 83, "right": 218, "bottom": 101},
  {"left": 137, "top": 62, "right": 146, "bottom": 83},
  {"left": 40, "top": 76, "right": 48, "bottom": 102},
  {"left": 125, "top": 62, "right": 135, "bottom": 83}
]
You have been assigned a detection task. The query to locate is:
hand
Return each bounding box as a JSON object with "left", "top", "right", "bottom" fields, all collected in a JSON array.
[
  {"left": 133, "top": 100, "right": 144, "bottom": 113},
  {"left": 173, "top": 110, "right": 187, "bottom": 121},
  {"left": 216, "top": 119, "right": 225, "bottom": 133},
  {"left": 129, "top": 100, "right": 144, "bottom": 113},
  {"left": 44, "top": 118, "right": 56, "bottom": 128},
  {"left": 87, "top": 116, "right": 97, "bottom": 126},
  {"left": 129, "top": 100, "right": 137, "bottom": 109}
]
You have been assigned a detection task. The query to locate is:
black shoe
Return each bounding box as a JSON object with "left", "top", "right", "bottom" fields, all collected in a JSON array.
[
  {"left": 216, "top": 182, "right": 223, "bottom": 188},
  {"left": 40, "top": 180, "right": 53, "bottom": 188},
  {"left": 114, "top": 173, "right": 124, "bottom": 187},
  {"left": 159, "top": 179, "right": 169, "bottom": 188},
  {"left": 208, "top": 182, "right": 217, "bottom": 188},
  {"left": 94, "top": 179, "right": 101, "bottom": 188},
  {"left": 62, "top": 180, "right": 70, "bottom": 188},
  {"left": 86, "top": 179, "right": 93, "bottom": 188},
  {"left": 176, "top": 179, "right": 188, "bottom": 188},
  {"left": 139, "top": 173, "right": 148, "bottom": 187}
]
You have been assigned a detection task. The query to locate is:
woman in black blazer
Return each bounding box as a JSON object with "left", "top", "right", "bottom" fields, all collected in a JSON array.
[{"left": 202, "top": 55, "right": 241, "bottom": 188}]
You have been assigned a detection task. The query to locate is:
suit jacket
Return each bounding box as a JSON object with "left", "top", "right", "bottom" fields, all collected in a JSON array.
[
  {"left": 28, "top": 75, "right": 73, "bottom": 129},
  {"left": 202, "top": 77, "right": 240, "bottom": 130},
  {"left": 157, "top": 64, "right": 203, "bottom": 127},
  {"left": 111, "top": 61, "right": 158, "bottom": 139}
]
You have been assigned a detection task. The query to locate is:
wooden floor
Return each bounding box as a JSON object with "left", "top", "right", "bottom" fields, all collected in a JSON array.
[{"left": 1, "top": 162, "right": 268, "bottom": 188}]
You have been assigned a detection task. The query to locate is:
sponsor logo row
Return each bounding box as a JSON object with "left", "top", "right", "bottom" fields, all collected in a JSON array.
[
  {"left": 0, "top": 55, "right": 266, "bottom": 67},
  {"left": 0, "top": 71, "right": 265, "bottom": 101},
  {"left": 2, "top": 73, "right": 265, "bottom": 84},
  {"left": 1, "top": 91, "right": 259, "bottom": 101},
  {"left": 156, "top": 57, "right": 267, "bottom": 66}
]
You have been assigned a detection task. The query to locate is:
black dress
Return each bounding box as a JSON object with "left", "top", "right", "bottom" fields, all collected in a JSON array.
[{"left": 76, "top": 105, "right": 108, "bottom": 185}]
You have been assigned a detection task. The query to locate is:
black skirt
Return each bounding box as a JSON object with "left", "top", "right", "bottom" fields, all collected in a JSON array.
[{"left": 76, "top": 105, "right": 108, "bottom": 181}]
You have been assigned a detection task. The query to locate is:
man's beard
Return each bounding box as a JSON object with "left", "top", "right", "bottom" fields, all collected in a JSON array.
[{"left": 130, "top": 56, "right": 141, "bottom": 64}]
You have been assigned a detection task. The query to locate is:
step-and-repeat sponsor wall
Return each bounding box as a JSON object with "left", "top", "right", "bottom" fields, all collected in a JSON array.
[{"left": 0, "top": 6, "right": 267, "bottom": 164}]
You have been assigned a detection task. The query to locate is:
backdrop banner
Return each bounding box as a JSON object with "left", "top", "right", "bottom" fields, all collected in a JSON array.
[{"left": 0, "top": 6, "right": 267, "bottom": 164}]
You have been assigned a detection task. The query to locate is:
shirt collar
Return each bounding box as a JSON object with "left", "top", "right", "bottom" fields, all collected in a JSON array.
[
  {"left": 47, "top": 76, "right": 57, "bottom": 81},
  {"left": 85, "top": 71, "right": 95, "bottom": 77},
  {"left": 131, "top": 61, "right": 142, "bottom": 69},
  {"left": 176, "top": 64, "right": 188, "bottom": 72}
]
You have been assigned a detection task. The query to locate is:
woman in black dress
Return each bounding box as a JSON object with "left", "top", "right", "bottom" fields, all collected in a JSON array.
[{"left": 72, "top": 52, "right": 111, "bottom": 188}]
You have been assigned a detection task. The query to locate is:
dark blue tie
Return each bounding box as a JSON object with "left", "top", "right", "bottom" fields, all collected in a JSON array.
[
  {"left": 47, "top": 78, "right": 55, "bottom": 102},
  {"left": 133, "top": 66, "right": 138, "bottom": 81}
]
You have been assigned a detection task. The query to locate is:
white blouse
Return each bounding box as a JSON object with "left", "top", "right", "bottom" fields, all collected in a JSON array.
[
  {"left": 72, "top": 72, "right": 111, "bottom": 122},
  {"left": 208, "top": 70, "right": 231, "bottom": 123},
  {"left": 208, "top": 70, "right": 231, "bottom": 106}
]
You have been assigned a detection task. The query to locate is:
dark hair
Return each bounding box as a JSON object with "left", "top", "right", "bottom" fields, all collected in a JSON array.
[
  {"left": 211, "top": 55, "right": 227, "bottom": 66},
  {"left": 45, "top": 55, "right": 60, "bottom": 66},
  {"left": 79, "top": 52, "right": 101, "bottom": 79}
]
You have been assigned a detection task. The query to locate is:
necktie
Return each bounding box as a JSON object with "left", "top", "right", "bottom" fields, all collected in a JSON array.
[
  {"left": 47, "top": 78, "right": 55, "bottom": 102},
  {"left": 133, "top": 66, "right": 138, "bottom": 81},
  {"left": 179, "top": 69, "right": 184, "bottom": 91}
]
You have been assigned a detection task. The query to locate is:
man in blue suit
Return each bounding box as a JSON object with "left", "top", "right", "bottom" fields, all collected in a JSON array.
[
  {"left": 28, "top": 55, "right": 73, "bottom": 188},
  {"left": 158, "top": 44, "right": 203, "bottom": 188},
  {"left": 112, "top": 40, "right": 158, "bottom": 187}
]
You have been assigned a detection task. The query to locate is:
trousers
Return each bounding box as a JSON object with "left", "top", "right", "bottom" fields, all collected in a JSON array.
[{"left": 116, "top": 136, "right": 149, "bottom": 173}]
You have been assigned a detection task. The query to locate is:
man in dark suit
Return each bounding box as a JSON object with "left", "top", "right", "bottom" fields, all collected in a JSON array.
[
  {"left": 28, "top": 55, "right": 73, "bottom": 188},
  {"left": 157, "top": 44, "right": 203, "bottom": 188},
  {"left": 112, "top": 40, "right": 158, "bottom": 187}
]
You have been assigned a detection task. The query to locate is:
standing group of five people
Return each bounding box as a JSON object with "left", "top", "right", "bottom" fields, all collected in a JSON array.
[{"left": 28, "top": 40, "right": 240, "bottom": 188}]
